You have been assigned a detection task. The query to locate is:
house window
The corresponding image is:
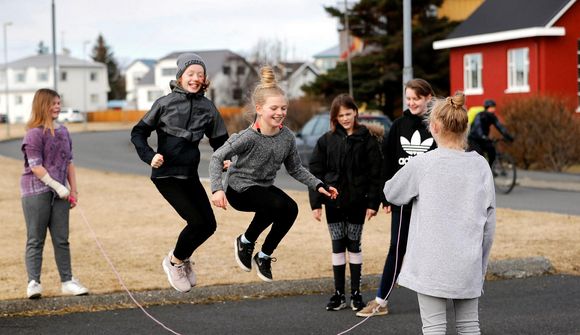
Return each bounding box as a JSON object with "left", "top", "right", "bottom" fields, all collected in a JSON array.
[
  {"left": 90, "top": 94, "right": 99, "bottom": 104},
  {"left": 147, "top": 90, "right": 164, "bottom": 102},
  {"left": 463, "top": 53, "right": 483, "bottom": 94},
  {"left": 16, "top": 72, "right": 26, "bottom": 83},
  {"left": 60, "top": 71, "right": 67, "bottom": 81},
  {"left": 233, "top": 88, "right": 243, "bottom": 100},
  {"left": 37, "top": 71, "right": 48, "bottom": 82},
  {"left": 161, "top": 68, "right": 176, "bottom": 76},
  {"left": 90, "top": 72, "right": 98, "bottom": 81},
  {"left": 223, "top": 66, "right": 231, "bottom": 75},
  {"left": 507, "top": 48, "right": 530, "bottom": 93},
  {"left": 236, "top": 66, "right": 245, "bottom": 75},
  {"left": 15, "top": 95, "right": 23, "bottom": 105}
]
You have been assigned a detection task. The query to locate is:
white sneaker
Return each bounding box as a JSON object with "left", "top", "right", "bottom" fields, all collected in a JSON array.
[
  {"left": 183, "top": 258, "right": 197, "bottom": 287},
  {"left": 61, "top": 277, "right": 89, "bottom": 296},
  {"left": 162, "top": 251, "right": 192, "bottom": 293},
  {"left": 27, "top": 280, "right": 42, "bottom": 299}
]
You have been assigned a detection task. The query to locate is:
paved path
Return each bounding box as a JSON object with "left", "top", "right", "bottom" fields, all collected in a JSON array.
[{"left": 1, "top": 275, "right": 579, "bottom": 334}]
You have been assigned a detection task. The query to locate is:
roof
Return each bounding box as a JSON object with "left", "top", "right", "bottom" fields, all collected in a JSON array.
[
  {"left": 313, "top": 45, "right": 340, "bottom": 59},
  {"left": 138, "top": 69, "right": 155, "bottom": 85},
  {"left": 126, "top": 58, "right": 156, "bottom": 70},
  {"left": 159, "top": 49, "right": 253, "bottom": 78},
  {"left": 434, "top": 0, "right": 576, "bottom": 49},
  {"left": 7, "top": 54, "right": 105, "bottom": 69}
]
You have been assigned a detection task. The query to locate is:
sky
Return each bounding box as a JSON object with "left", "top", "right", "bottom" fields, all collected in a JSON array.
[{"left": 0, "top": 0, "right": 342, "bottom": 67}]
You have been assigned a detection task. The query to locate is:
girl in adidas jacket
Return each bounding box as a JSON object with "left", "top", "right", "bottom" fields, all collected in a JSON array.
[{"left": 357, "top": 78, "right": 437, "bottom": 317}]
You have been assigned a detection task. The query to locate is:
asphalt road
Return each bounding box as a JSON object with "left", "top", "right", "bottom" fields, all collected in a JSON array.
[
  {"left": 1, "top": 275, "right": 579, "bottom": 334},
  {"left": 1, "top": 130, "right": 579, "bottom": 215}
]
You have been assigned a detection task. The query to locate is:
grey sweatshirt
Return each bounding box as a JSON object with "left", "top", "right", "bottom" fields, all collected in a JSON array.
[
  {"left": 384, "top": 148, "right": 496, "bottom": 299},
  {"left": 210, "top": 126, "right": 322, "bottom": 193}
]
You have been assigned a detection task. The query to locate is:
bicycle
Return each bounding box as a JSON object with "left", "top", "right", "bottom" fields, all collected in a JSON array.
[{"left": 491, "top": 138, "right": 517, "bottom": 194}]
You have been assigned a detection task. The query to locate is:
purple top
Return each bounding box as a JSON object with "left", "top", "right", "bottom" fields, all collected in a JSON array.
[{"left": 20, "top": 125, "right": 73, "bottom": 197}]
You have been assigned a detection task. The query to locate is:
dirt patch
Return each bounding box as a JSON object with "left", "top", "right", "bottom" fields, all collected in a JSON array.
[{"left": 0, "top": 155, "right": 578, "bottom": 301}]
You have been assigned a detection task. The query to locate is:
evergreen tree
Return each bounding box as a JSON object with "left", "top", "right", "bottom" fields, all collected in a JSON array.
[
  {"left": 91, "top": 34, "right": 126, "bottom": 100},
  {"left": 304, "top": 0, "right": 458, "bottom": 119}
]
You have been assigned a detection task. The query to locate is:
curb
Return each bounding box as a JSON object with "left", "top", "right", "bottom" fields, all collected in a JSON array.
[{"left": 0, "top": 257, "right": 554, "bottom": 317}]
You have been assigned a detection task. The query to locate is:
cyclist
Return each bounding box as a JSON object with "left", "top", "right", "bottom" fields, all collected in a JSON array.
[{"left": 468, "top": 99, "right": 513, "bottom": 167}]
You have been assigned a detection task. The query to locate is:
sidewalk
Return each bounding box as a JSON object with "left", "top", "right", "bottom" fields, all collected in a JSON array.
[{"left": 517, "top": 169, "right": 580, "bottom": 192}]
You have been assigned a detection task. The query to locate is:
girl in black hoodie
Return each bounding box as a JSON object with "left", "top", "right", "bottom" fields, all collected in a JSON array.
[
  {"left": 131, "top": 53, "right": 228, "bottom": 293},
  {"left": 309, "top": 94, "right": 383, "bottom": 312},
  {"left": 357, "top": 78, "right": 437, "bottom": 317}
]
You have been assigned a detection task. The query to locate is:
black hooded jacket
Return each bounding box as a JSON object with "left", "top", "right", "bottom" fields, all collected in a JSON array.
[
  {"left": 131, "top": 81, "right": 228, "bottom": 178},
  {"left": 308, "top": 124, "right": 383, "bottom": 212}
]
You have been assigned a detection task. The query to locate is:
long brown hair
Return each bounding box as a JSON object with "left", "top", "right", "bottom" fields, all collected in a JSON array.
[
  {"left": 329, "top": 93, "right": 359, "bottom": 132},
  {"left": 26, "top": 88, "right": 60, "bottom": 135}
]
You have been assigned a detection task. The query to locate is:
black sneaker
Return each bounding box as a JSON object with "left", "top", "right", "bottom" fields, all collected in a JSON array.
[
  {"left": 326, "top": 290, "right": 347, "bottom": 311},
  {"left": 234, "top": 235, "right": 254, "bottom": 272},
  {"left": 253, "top": 253, "right": 276, "bottom": 282},
  {"left": 350, "top": 291, "right": 365, "bottom": 311}
]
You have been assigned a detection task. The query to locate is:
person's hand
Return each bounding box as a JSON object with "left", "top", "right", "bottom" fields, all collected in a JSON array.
[
  {"left": 150, "top": 154, "right": 164, "bottom": 168},
  {"left": 318, "top": 186, "right": 338, "bottom": 199},
  {"left": 312, "top": 208, "right": 322, "bottom": 222},
  {"left": 366, "top": 209, "right": 377, "bottom": 221},
  {"left": 223, "top": 160, "right": 231, "bottom": 170},
  {"left": 68, "top": 194, "right": 78, "bottom": 209},
  {"left": 383, "top": 204, "right": 392, "bottom": 214},
  {"left": 211, "top": 190, "right": 228, "bottom": 210}
]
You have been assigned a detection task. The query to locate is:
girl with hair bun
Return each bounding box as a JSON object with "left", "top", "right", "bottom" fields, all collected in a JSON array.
[
  {"left": 383, "top": 92, "right": 496, "bottom": 334},
  {"left": 209, "top": 66, "right": 338, "bottom": 282}
]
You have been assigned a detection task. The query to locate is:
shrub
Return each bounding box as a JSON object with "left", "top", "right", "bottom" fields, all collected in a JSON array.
[{"left": 501, "top": 95, "right": 580, "bottom": 171}]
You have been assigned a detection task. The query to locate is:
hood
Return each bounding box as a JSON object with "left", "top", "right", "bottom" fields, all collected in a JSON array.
[{"left": 359, "top": 122, "right": 385, "bottom": 142}]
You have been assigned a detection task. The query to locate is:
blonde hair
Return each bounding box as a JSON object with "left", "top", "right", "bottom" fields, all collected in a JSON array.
[
  {"left": 26, "top": 88, "right": 60, "bottom": 135},
  {"left": 252, "top": 66, "right": 286, "bottom": 107},
  {"left": 429, "top": 91, "right": 469, "bottom": 148}
]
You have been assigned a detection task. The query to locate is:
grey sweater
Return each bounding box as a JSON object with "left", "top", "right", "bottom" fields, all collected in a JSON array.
[
  {"left": 210, "top": 126, "right": 322, "bottom": 193},
  {"left": 384, "top": 148, "right": 496, "bottom": 299}
]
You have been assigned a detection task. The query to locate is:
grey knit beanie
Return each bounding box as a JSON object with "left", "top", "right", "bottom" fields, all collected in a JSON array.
[{"left": 176, "top": 53, "right": 206, "bottom": 79}]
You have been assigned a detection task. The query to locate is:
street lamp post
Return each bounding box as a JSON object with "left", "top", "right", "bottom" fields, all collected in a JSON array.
[
  {"left": 82, "top": 40, "right": 90, "bottom": 130},
  {"left": 402, "top": 0, "right": 413, "bottom": 110},
  {"left": 3, "top": 21, "right": 12, "bottom": 138}
]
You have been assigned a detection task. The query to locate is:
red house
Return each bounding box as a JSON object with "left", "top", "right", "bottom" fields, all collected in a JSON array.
[{"left": 433, "top": 0, "right": 580, "bottom": 112}]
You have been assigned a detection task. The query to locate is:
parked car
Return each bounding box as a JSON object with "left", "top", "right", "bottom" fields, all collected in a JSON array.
[
  {"left": 0, "top": 113, "right": 7, "bottom": 123},
  {"left": 58, "top": 108, "right": 85, "bottom": 123},
  {"left": 295, "top": 112, "right": 392, "bottom": 167}
]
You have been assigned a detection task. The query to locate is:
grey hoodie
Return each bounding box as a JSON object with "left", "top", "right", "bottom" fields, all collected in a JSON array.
[{"left": 384, "top": 148, "right": 496, "bottom": 299}]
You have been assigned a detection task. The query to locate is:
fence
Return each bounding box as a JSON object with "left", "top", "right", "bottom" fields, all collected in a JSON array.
[{"left": 87, "top": 107, "right": 243, "bottom": 123}]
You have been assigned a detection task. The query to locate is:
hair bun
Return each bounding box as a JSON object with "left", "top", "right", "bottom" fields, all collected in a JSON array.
[
  {"left": 259, "top": 66, "right": 277, "bottom": 89},
  {"left": 451, "top": 92, "right": 465, "bottom": 108}
]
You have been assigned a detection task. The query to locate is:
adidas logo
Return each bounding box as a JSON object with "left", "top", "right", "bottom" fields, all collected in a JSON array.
[{"left": 398, "top": 130, "right": 433, "bottom": 165}]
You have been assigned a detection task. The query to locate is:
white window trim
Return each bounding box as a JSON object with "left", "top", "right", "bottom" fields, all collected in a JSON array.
[
  {"left": 463, "top": 53, "right": 483, "bottom": 94},
  {"left": 506, "top": 47, "right": 530, "bottom": 93}
]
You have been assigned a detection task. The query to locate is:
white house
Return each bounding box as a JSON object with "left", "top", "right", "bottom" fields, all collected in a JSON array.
[
  {"left": 0, "top": 54, "right": 109, "bottom": 123},
  {"left": 128, "top": 50, "right": 258, "bottom": 111},
  {"left": 125, "top": 58, "right": 155, "bottom": 107},
  {"left": 313, "top": 45, "right": 340, "bottom": 74},
  {"left": 282, "top": 62, "right": 320, "bottom": 99}
]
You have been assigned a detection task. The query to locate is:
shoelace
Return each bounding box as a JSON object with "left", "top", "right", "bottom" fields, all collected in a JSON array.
[{"left": 175, "top": 264, "right": 188, "bottom": 278}]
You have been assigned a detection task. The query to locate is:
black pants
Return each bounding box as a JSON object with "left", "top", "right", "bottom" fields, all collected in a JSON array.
[
  {"left": 153, "top": 177, "right": 217, "bottom": 261},
  {"left": 226, "top": 185, "right": 298, "bottom": 256},
  {"left": 469, "top": 138, "right": 495, "bottom": 167},
  {"left": 377, "top": 207, "right": 411, "bottom": 300}
]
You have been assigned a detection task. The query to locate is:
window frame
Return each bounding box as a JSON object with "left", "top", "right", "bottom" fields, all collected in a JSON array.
[
  {"left": 463, "top": 53, "right": 483, "bottom": 95},
  {"left": 506, "top": 47, "right": 530, "bottom": 93}
]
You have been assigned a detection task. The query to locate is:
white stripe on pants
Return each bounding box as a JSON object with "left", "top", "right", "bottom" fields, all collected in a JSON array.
[{"left": 417, "top": 292, "right": 480, "bottom": 335}]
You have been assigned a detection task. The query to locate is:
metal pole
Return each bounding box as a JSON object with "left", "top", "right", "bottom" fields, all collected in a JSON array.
[
  {"left": 344, "top": 0, "right": 354, "bottom": 98},
  {"left": 402, "top": 0, "right": 413, "bottom": 110},
  {"left": 3, "top": 22, "right": 11, "bottom": 138},
  {"left": 82, "top": 40, "right": 89, "bottom": 130},
  {"left": 52, "top": 0, "right": 58, "bottom": 91}
]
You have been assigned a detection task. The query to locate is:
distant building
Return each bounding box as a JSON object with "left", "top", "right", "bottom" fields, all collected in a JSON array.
[
  {"left": 126, "top": 50, "right": 258, "bottom": 111},
  {"left": 0, "top": 54, "right": 109, "bottom": 123},
  {"left": 437, "top": 0, "right": 484, "bottom": 21},
  {"left": 313, "top": 45, "right": 340, "bottom": 74},
  {"left": 125, "top": 59, "right": 156, "bottom": 107},
  {"left": 433, "top": 0, "right": 580, "bottom": 112}
]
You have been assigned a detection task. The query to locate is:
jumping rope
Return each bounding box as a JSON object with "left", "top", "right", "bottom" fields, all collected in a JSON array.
[
  {"left": 336, "top": 205, "right": 405, "bottom": 335},
  {"left": 76, "top": 205, "right": 182, "bottom": 335}
]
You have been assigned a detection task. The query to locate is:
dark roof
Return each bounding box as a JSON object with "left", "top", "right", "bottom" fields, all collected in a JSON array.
[
  {"left": 138, "top": 69, "right": 155, "bottom": 85},
  {"left": 160, "top": 49, "right": 252, "bottom": 78},
  {"left": 448, "top": 0, "right": 573, "bottom": 39}
]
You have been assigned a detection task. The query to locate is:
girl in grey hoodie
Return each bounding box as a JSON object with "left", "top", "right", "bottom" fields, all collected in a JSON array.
[{"left": 383, "top": 92, "right": 495, "bottom": 334}]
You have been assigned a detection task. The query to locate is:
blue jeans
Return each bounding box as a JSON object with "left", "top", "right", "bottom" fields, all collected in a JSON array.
[{"left": 22, "top": 192, "right": 72, "bottom": 283}]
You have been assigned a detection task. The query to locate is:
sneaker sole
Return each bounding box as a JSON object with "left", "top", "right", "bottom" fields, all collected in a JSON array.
[
  {"left": 326, "top": 303, "right": 347, "bottom": 311},
  {"left": 355, "top": 309, "right": 389, "bottom": 317},
  {"left": 234, "top": 237, "right": 251, "bottom": 272},
  {"left": 252, "top": 257, "right": 273, "bottom": 282},
  {"left": 27, "top": 293, "right": 41, "bottom": 299},
  {"left": 162, "top": 258, "right": 191, "bottom": 293}
]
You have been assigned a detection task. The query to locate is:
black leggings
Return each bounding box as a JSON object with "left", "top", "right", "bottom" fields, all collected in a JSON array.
[
  {"left": 469, "top": 138, "right": 495, "bottom": 167},
  {"left": 153, "top": 177, "right": 217, "bottom": 261},
  {"left": 226, "top": 185, "right": 298, "bottom": 256}
]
